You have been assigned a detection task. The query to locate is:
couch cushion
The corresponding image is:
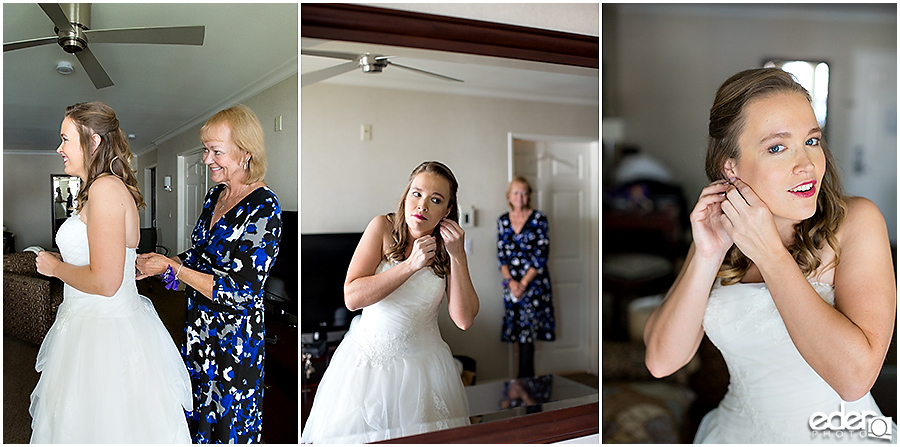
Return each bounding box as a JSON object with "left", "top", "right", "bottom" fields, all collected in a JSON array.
[{"left": 3, "top": 252, "right": 38, "bottom": 277}]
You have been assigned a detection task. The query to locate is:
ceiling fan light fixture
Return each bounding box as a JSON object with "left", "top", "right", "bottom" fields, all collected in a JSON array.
[
  {"left": 56, "top": 61, "right": 74, "bottom": 75},
  {"left": 55, "top": 25, "right": 88, "bottom": 54},
  {"left": 59, "top": 38, "right": 86, "bottom": 54},
  {"left": 359, "top": 55, "right": 388, "bottom": 74}
]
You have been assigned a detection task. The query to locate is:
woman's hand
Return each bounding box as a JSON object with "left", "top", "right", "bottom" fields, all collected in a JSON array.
[
  {"left": 439, "top": 218, "right": 466, "bottom": 259},
  {"left": 689, "top": 179, "right": 734, "bottom": 260},
  {"left": 135, "top": 253, "right": 175, "bottom": 280},
  {"left": 509, "top": 279, "right": 526, "bottom": 300},
  {"left": 35, "top": 251, "right": 62, "bottom": 277},
  {"left": 720, "top": 178, "right": 784, "bottom": 264},
  {"left": 406, "top": 235, "right": 437, "bottom": 272}
]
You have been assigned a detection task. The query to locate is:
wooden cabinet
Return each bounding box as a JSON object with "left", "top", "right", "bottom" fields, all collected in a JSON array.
[{"left": 261, "top": 319, "right": 298, "bottom": 444}]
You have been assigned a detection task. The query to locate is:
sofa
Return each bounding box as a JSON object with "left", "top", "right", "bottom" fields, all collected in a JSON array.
[{"left": 3, "top": 252, "right": 64, "bottom": 345}]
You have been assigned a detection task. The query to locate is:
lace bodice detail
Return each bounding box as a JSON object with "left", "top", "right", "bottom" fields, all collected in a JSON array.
[{"left": 345, "top": 260, "right": 446, "bottom": 369}]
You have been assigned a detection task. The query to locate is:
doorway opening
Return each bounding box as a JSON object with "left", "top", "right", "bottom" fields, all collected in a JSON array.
[{"left": 507, "top": 133, "right": 600, "bottom": 376}]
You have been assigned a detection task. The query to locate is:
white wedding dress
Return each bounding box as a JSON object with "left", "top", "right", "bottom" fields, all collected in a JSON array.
[
  {"left": 301, "top": 260, "right": 470, "bottom": 443},
  {"left": 29, "top": 214, "right": 192, "bottom": 443},
  {"left": 696, "top": 279, "right": 896, "bottom": 443}
]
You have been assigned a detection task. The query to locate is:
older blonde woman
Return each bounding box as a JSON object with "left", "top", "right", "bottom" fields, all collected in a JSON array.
[
  {"left": 497, "top": 176, "right": 555, "bottom": 378},
  {"left": 137, "top": 104, "right": 281, "bottom": 443}
]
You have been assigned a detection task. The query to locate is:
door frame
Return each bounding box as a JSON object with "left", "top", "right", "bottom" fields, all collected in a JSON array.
[
  {"left": 507, "top": 132, "right": 600, "bottom": 376},
  {"left": 177, "top": 146, "right": 206, "bottom": 254},
  {"left": 142, "top": 164, "right": 158, "bottom": 229}
]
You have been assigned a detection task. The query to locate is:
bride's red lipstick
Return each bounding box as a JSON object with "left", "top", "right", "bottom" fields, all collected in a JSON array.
[{"left": 789, "top": 180, "right": 816, "bottom": 198}]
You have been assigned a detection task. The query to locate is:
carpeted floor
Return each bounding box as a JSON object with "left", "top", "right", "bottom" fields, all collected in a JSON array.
[
  {"left": 2, "top": 277, "right": 184, "bottom": 444},
  {"left": 3, "top": 334, "right": 39, "bottom": 444}
]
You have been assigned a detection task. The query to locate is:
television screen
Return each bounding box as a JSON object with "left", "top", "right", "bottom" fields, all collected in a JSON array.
[{"left": 300, "top": 232, "right": 363, "bottom": 333}]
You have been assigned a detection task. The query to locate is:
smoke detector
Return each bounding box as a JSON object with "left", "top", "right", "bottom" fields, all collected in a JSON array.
[{"left": 56, "top": 61, "right": 74, "bottom": 75}]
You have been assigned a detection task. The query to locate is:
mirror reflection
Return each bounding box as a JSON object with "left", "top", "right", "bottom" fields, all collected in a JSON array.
[
  {"left": 51, "top": 175, "right": 80, "bottom": 248},
  {"left": 300, "top": 5, "right": 599, "bottom": 443}
]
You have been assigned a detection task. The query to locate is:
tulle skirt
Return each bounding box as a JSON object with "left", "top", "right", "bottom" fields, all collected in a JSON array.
[
  {"left": 29, "top": 294, "right": 192, "bottom": 444},
  {"left": 300, "top": 323, "right": 470, "bottom": 443}
]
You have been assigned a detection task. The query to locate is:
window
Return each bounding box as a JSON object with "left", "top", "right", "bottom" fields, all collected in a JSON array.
[{"left": 764, "top": 60, "right": 830, "bottom": 129}]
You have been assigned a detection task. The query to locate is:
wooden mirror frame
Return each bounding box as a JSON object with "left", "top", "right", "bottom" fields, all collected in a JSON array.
[
  {"left": 301, "top": 4, "right": 599, "bottom": 443},
  {"left": 301, "top": 4, "right": 598, "bottom": 69}
]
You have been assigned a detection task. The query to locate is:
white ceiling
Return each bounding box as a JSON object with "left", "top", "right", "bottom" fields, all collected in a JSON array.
[
  {"left": 3, "top": 3, "right": 298, "bottom": 155},
  {"left": 300, "top": 38, "right": 599, "bottom": 108}
]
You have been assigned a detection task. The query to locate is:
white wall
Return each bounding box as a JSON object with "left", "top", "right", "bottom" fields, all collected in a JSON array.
[
  {"left": 301, "top": 83, "right": 598, "bottom": 381},
  {"left": 136, "top": 74, "right": 298, "bottom": 253},
  {"left": 3, "top": 75, "right": 297, "bottom": 255},
  {"left": 3, "top": 153, "right": 67, "bottom": 249},
  {"left": 611, "top": 4, "right": 896, "bottom": 226}
]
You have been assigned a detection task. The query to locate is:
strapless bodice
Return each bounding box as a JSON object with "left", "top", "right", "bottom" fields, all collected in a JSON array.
[
  {"left": 698, "top": 279, "right": 892, "bottom": 443},
  {"left": 55, "top": 214, "right": 141, "bottom": 317},
  {"left": 343, "top": 260, "right": 447, "bottom": 367}
]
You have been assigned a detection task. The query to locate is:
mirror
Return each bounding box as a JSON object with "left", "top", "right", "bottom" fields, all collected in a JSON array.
[
  {"left": 51, "top": 175, "right": 81, "bottom": 248},
  {"left": 301, "top": 4, "right": 599, "bottom": 442}
]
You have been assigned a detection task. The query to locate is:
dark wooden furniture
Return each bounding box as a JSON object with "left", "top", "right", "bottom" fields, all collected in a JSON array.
[
  {"left": 261, "top": 318, "right": 298, "bottom": 444},
  {"left": 300, "top": 338, "right": 336, "bottom": 430},
  {"left": 602, "top": 206, "right": 683, "bottom": 340},
  {"left": 377, "top": 402, "right": 598, "bottom": 443}
]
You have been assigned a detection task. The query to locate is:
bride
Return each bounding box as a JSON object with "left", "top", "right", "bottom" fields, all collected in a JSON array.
[
  {"left": 643, "top": 68, "right": 896, "bottom": 443},
  {"left": 32, "top": 102, "right": 192, "bottom": 443},
  {"left": 301, "top": 161, "right": 479, "bottom": 443}
]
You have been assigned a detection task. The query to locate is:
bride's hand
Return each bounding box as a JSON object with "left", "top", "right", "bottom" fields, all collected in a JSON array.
[
  {"left": 135, "top": 253, "right": 172, "bottom": 280},
  {"left": 406, "top": 235, "right": 436, "bottom": 271},
  {"left": 720, "top": 178, "right": 784, "bottom": 264},
  {"left": 689, "top": 179, "right": 734, "bottom": 259},
  {"left": 35, "top": 251, "right": 62, "bottom": 277},
  {"left": 439, "top": 219, "right": 465, "bottom": 259}
]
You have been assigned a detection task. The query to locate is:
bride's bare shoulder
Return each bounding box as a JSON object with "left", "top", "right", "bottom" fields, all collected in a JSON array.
[{"left": 838, "top": 196, "right": 887, "bottom": 237}]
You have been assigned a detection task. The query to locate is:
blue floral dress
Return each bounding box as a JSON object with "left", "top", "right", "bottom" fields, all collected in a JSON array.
[
  {"left": 496, "top": 210, "right": 555, "bottom": 343},
  {"left": 178, "top": 184, "right": 281, "bottom": 443}
]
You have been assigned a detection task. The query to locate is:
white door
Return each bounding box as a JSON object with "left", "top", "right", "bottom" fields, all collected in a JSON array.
[
  {"left": 179, "top": 149, "right": 208, "bottom": 253},
  {"left": 845, "top": 50, "right": 897, "bottom": 244},
  {"left": 511, "top": 135, "right": 599, "bottom": 375}
]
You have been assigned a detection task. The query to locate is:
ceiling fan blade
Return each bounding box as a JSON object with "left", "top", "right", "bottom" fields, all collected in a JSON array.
[
  {"left": 3, "top": 35, "right": 58, "bottom": 52},
  {"left": 76, "top": 47, "right": 113, "bottom": 89},
  {"left": 301, "top": 60, "right": 359, "bottom": 87},
  {"left": 388, "top": 61, "right": 464, "bottom": 83},
  {"left": 85, "top": 26, "right": 205, "bottom": 45},
  {"left": 38, "top": 3, "right": 74, "bottom": 33},
  {"left": 301, "top": 49, "right": 362, "bottom": 61}
]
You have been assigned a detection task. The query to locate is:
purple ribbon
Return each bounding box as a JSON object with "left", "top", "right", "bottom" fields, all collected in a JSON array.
[{"left": 161, "top": 265, "right": 180, "bottom": 290}]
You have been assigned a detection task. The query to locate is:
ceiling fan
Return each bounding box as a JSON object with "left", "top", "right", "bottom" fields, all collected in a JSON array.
[
  {"left": 301, "top": 49, "right": 464, "bottom": 87},
  {"left": 4, "top": 3, "right": 205, "bottom": 89}
]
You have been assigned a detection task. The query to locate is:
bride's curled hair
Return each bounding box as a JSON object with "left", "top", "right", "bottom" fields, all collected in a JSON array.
[{"left": 66, "top": 102, "right": 145, "bottom": 212}]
